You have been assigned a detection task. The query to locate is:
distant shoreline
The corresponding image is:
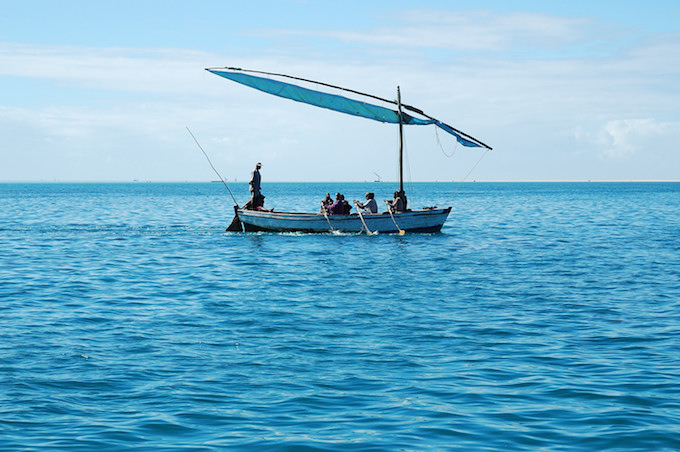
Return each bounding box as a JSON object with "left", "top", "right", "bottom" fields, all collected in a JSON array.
[{"left": 1, "top": 180, "right": 679, "bottom": 184}]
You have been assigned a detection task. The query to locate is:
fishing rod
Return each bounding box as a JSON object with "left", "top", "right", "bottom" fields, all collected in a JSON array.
[{"left": 186, "top": 127, "right": 239, "bottom": 206}]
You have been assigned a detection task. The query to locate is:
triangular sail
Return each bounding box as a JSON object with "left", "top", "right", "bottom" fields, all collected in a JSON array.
[{"left": 206, "top": 68, "right": 491, "bottom": 150}]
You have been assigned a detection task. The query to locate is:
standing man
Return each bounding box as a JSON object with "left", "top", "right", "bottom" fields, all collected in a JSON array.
[{"left": 249, "top": 162, "right": 262, "bottom": 209}]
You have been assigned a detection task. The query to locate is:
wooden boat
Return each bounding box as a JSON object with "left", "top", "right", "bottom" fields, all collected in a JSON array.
[
  {"left": 237, "top": 207, "right": 452, "bottom": 233},
  {"left": 206, "top": 67, "right": 492, "bottom": 233}
]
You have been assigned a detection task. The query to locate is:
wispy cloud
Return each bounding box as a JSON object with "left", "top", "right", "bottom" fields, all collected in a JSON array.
[
  {"left": 254, "top": 9, "right": 594, "bottom": 55},
  {"left": 0, "top": 43, "right": 213, "bottom": 94},
  {"left": 593, "top": 119, "right": 680, "bottom": 159}
]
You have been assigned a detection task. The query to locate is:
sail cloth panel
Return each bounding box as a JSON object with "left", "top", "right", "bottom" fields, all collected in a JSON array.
[
  {"left": 208, "top": 69, "right": 482, "bottom": 148},
  {"left": 209, "top": 70, "right": 424, "bottom": 125}
]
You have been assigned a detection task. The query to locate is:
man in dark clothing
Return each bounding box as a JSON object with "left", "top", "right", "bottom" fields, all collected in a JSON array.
[
  {"left": 386, "top": 190, "right": 407, "bottom": 212},
  {"left": 399, "top": 190, "right": 408, "bottom": 211},
  {"left": 341, "top": 194, "right": 352, "bottom": 215},
  {"left": 248, "top": 162, "right": 262, "bottom": 210}
]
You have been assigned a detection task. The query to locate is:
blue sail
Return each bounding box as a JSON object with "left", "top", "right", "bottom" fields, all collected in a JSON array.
[{"left": 207, "top": 69, "right": 485, "bottom": 148}]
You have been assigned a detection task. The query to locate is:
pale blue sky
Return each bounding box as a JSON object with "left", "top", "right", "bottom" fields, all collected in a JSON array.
[{"left": 1, "top": 1, "right": 679, "bottom": 182}]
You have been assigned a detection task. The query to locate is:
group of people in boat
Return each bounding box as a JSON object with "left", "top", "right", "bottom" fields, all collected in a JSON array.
[
  {"left": 244, "top": 162, "right": 408, "bottom": 214},
  {"left": 320, "top": 191, "right": 406, "bottom": 215},
  {"left": 320, "top": 192, "right": 352, "bottom": 215}
]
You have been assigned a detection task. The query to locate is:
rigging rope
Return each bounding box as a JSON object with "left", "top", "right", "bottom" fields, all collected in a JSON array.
[
  {"left": 403, "top": 130, "right": 413, "bottom": 200},
  {"left": 435, "top": 125, "right": 459, "bottom": 158},
  {"left": 431, "top": 122, "right": 488, "bottom": 204},
  {"left": 448, "top": 149, "right": 490, "bottom": 202}
]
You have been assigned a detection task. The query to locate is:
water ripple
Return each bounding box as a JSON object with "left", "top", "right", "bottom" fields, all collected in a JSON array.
[{"left": 1, "top": 182, "right": 680, "bottom": 450}]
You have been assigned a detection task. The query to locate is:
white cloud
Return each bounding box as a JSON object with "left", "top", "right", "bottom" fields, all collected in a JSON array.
[{"left": 595, "top": 119, "right": 680, "bottom": 159}]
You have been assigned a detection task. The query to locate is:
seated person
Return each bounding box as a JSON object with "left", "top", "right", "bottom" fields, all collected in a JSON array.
[
  {"left": 243, "top": 194, "right": 269, "bottom": 211},
  {"left": 354, "top": 192, "right": 377, "bottom": 214},
  {"left": 320, "top": 193, "right": 333, "bottom": 212},
  {"left": 385, "top": 190, "right": 407, "bottom": 212},
  {"left": 341, "top": 194, "right": 352, "bottom": 215},
  {"left": 323, "top": 193, "right": 345, "bottom": 215}
]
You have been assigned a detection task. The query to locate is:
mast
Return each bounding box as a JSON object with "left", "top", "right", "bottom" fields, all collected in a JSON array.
[{"left": 397, "top": 86, "right": 404, "bottom": 194}]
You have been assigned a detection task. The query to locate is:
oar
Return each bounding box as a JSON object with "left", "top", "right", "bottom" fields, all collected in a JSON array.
[
  {"left": 321, "top": 203, "right": 335, "bottom": 232},
  {"left": 354, "top": 201, "right": 374, "bottom": 235},
  {"left": 385, "top": 201, "right": 406, "bottom": 235}
]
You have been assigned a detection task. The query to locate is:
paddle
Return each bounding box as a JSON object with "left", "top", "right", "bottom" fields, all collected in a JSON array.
[
  {"left": 385, "top": 201, "right": 406, "bottom": 235},
  {"left": 354, "top": 201, "right": 374, "bottom": 235},
  {"left": 321, "top": 203, "right": 335, "bottom": 232}
]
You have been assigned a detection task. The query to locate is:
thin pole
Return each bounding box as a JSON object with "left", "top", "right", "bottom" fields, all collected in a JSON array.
[
  {"left": 397, "top": 86, "right": 404, "bottom": 194},
  {"left": 385, "top": 201, "right": 406, "bottom": 235},
  {"left": 321, "top": 205, "right": 335, "bottom": 232},
  {"left": 354, "top": 202, "right": 374, "bottom": 235},
  {"left": 186, "top": 127, "right": 238, "bottom": 206}
]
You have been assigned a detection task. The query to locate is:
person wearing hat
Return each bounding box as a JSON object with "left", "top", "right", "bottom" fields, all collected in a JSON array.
[{"left": 249, "top": 162, "right": 262, "bottom": 209}]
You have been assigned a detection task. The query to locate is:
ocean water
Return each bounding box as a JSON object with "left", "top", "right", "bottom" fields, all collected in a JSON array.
[{"left": 1, "top": 182, "right": 679, "bottom": 451}]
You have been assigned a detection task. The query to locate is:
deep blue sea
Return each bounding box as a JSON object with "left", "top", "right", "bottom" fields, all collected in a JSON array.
[{"left": 1, "top": 182, "right": 679, "bottom": 451}]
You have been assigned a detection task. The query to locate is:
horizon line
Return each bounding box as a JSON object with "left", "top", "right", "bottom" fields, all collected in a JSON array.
[{"left": 2, "top": 180, "right": 680, "bottom": 184}]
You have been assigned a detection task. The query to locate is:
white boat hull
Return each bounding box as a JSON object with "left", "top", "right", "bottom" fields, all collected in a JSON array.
[{"left": 235, "top": 208, "right": 451, "bottom": 233}]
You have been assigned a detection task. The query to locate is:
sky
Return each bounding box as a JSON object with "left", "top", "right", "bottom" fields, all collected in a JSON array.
[{"left": 1, "top": 0, "right": 679, "bottom": 182}]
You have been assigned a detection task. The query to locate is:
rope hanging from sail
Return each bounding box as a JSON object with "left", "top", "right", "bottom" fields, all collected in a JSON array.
[{"left": 434, "top": 125, "right": 459, "bottom": 158}]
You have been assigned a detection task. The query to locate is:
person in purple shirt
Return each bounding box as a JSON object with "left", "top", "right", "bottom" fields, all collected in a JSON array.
[{"left": 323, "top": 193, "right": 345, "bottom": 215}]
